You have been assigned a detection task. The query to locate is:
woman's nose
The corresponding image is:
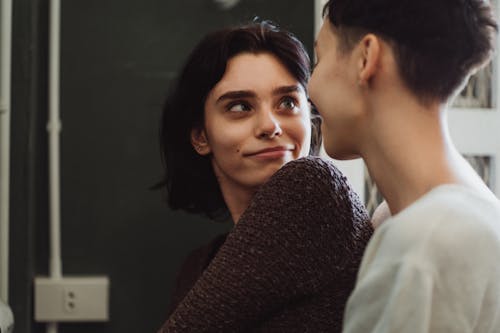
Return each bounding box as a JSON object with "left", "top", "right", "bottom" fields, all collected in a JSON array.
[{"left": 255, "top": 109, "right": 283, "bottom": 139}]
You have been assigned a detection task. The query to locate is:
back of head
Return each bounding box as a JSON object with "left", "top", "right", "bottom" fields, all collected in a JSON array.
[
  {"left": 159, "top": 21, "right": 311, "bottom": 220},
  {"left": 324, "top": 0, "right": 498, "bottom": 103}
]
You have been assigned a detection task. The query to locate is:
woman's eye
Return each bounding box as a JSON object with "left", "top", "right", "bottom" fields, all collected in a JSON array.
[
  {"left": 279, "top": 97, "right": 297, "bottom": 110},
  {"left": 227, "top": 102, "right": 251, "bottom": 112}
]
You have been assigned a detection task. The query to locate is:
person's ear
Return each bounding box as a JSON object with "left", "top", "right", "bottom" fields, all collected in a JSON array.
[
  {"left": 357, "top": 34, "right": 381, "bottom": 86},
  {"left": 190, "top": 127, "right": 211, "bottom": 156}
]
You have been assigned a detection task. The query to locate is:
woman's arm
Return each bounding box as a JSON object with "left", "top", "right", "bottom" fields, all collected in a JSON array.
[{"left": 159, "top": 157, "right": 372, "bottom": 332}]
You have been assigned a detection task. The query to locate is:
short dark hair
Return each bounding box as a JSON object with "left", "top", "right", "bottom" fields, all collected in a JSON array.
[
  {"left": 324, "top": 0, "right": 498, "bottom": 103},
  {"left": 158, "top": 21, "right": 318, "bottom": 219}
]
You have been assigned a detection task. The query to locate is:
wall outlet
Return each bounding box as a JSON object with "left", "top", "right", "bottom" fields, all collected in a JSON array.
[{"left": 34, "top": 276, "right": 109, "bottom": 322}]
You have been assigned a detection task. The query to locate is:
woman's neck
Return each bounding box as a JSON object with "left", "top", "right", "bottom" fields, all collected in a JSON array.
[{"left": 219, "top": 183, "right": 256, "bottom": 223}]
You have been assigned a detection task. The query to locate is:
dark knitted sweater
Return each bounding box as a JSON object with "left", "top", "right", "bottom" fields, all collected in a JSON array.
[
  {"left": 159, "top": 157, "right": 373, "bottom": 332},
  {"left": 167, "top": 233, "right": 228, "bottom": 316}
]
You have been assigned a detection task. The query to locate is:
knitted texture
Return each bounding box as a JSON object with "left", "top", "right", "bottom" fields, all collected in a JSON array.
[
  {"left": 159, "top": 157, "right": 373, "bottom": 332},
  {"left": 167, "top": 233, "right": 228, "bottom": 316}
]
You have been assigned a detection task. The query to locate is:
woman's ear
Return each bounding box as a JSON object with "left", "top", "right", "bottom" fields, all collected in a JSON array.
[
  {"left": 357, "top": 34, "right": 381, "bottom": 86},
  {"left": 190, "top": 127, "right": 211, "bottom": 156}
]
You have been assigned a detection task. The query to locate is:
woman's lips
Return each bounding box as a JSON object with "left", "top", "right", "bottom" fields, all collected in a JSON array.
[{"left": 245, "top": 146, "right": 293, "bottom": 159}]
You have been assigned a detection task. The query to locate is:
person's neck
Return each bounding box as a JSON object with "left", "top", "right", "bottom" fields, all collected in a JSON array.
[
  {"left": 361, "top": 98, "right": 490, "bottom": 215},
  {"left": 217, "top": 180, "right": 256, "bottom": 224}
]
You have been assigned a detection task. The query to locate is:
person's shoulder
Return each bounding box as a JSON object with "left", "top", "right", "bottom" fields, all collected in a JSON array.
[
  {"left": 168, "top": 232, "right": 228, "bottom": 315},
  {"left": 279, "top": 156, "right": 341, "bottom": 174},
  {"left": 375, "top": 185, "right": 500, "bottom": 266},
  {"left": 255, "top": 156, "right": 368, "bottom": 223},
  {"left": 175, "top": 233, "right": 228, "bottom": 284},
  {"left": 270, "top": 156, "right": 348, "bottom": 190},
  {"left": 412, "top": 184, "right": 500, "bottom": 237},
  {"left": 432, "top": 186, "right": 500, "bottom": 251},
  {"left": 385, "top": 184, "right": 499, "bottom": 231}
]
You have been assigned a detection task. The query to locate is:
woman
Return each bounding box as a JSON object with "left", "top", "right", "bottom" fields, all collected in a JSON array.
[{"left": 158, "top": 22, "right": 373, "bottom": 332}]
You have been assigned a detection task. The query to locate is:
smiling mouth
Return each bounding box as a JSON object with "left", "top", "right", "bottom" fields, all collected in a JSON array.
[{"left": 245, "top": 146, "right": 294, "bottom": 159}]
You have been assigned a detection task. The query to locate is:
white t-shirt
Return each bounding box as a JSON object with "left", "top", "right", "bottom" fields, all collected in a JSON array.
[{"left": 343, "top": 184, "right": 500, "bottom": 333}]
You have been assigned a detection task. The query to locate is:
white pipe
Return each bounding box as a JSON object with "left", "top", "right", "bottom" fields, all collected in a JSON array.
[
  {"left": 0, "top": 0, "right": 13, "bottom": 304},
  {"left": 48, "top": 0, "right": 62, "bottom": 281},
  {"left": 47, "top": 0, "right": 62, "bottom": 331}
]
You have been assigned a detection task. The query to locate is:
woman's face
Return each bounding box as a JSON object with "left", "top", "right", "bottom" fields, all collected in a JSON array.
[{"left": 192, "top": 52, "right": 311, "bottom": 196}]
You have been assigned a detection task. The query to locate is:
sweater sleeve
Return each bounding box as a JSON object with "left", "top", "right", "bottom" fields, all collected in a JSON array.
[{"left": 159, "top": 157, "right": 371, "bottom": 332}]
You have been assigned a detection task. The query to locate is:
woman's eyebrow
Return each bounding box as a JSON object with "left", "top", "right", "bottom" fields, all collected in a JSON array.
[
  {"left": 216, "top": 90, "right": 256, "bottom": 104},
  {"left": 272, "top": 85, "right": 302, "bottom": 96},
  {"left": 215, "top": 85, "right": 301, "bottom": 104}
]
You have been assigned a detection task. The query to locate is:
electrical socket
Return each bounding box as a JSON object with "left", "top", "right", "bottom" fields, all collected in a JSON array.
[
  {"left": 63, "top": 288, "right": 77, "bottom": 313},
  {"left": 34, "top": 276, "right": 109, "bottom": 322}
]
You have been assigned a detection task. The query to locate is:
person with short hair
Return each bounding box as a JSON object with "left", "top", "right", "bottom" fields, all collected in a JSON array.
[
  {"left": 157, "top": 22, "right": 373, "bottom": 332},
  {"left": 309, "top": 0, "right": 500, "bottom": 332}
]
